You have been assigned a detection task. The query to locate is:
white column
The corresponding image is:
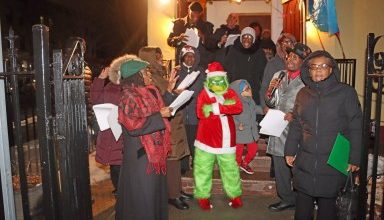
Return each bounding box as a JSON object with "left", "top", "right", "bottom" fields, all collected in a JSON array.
[
  {"left": 0, "top": 20, "right": 17, "bottom": 220},
  {"left": 271, "top": 0, "right": 284, "bottom": 43}
]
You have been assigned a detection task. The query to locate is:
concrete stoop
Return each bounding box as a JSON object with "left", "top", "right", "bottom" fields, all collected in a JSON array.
[
  {"left": 182, "top": 145, "right": 276, "bottom": 196},
  {"left": 182, "top": 177, "right": 276, "bottom": 196}
]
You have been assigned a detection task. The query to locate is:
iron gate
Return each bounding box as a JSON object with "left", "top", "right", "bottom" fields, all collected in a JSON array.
[
  {"left": 0, "top": 24, "right": 92, "bottom": 219},
  {"left": 52, "top": 37, "right": 92, "bottom": 220},
  {"left": 358, "top": 33, "right": 384, "bottom": 219}
]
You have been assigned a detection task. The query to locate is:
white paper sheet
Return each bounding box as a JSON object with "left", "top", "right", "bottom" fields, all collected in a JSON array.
[
  {"left": 177, "top": 71, "right": 200, "bottom": 90},
  {"left": 93, "top": 103, "right": 122, "bottom": 141},
  {"left": 169, "top": 90, "right": 195, "bottom": 116},
  {"left": 224, "top": 34, "right": 240, "bottom": 47},
  {"left": 183, "top": 28, "right": 200, "bottom": 48},
  {"left": 259, "top": 109, "right": 289, "bottom": 137}
]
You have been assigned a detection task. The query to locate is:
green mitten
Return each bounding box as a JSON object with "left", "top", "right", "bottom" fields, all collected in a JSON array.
[
  {"left": 223, "top": 99, "right": 236, "bottom": 105},
  {"left": 203, "top": 104, "right": 213, "bottom": 118}
]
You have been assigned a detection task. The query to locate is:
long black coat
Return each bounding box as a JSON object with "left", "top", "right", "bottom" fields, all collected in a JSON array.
[
  {"left": 116, "top": 113, "right": 168, "bottom": 220},
  {"left": 284, "top": 50, "right": 362, "bottom": 198},
  {"left": 223, "top": 38, "right": 267, "bottom": 104}
]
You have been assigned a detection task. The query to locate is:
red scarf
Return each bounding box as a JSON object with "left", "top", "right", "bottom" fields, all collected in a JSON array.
[
  {"left": 118, "top": 84, "right": 171, "bottom": 175},
  {"left": 288, "top": 70, "right": 300, "bottom": 80}
]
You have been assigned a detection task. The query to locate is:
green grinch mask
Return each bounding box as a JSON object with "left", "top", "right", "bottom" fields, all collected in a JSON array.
[{"left": 205, "top": 75, "right": 229, "bottom": 95}]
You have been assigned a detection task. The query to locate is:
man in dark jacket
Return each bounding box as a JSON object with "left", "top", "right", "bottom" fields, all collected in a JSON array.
[
  {"left": 284, "top": 50, "right": 362, "bottom": 220},
  {"left": 223, "top": 27, "right": 267, "bottom": 105},
  {"left": 212, "top": 13, "right": 241, "bottom": 50},
  {"left": 167, "top": 1, "right": 215, "bottom": 68},
  {"left": 174, "top": 46, "right": 205, "bottom": 172},
  {"left": 265, "top": 43, "right": 311, "bottom": 213},
  {"left": 260, "top": 33, "right": 296, "bottom": 113}
]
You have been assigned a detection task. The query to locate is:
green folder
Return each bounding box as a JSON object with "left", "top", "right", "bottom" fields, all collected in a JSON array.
[{"left": 327, "top": 133, "right": 350, "bottom": 176}]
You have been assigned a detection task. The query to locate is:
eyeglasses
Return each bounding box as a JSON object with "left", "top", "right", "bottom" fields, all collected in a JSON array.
[
  {"left": 308, "top": 63, "right": 331, "bottom": 71},
  {"left": 242, "top": 35, "right": 253, "bottom": 40}
]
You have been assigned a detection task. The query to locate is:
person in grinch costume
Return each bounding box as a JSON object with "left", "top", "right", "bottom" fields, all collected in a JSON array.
[{"left": 194, "top": 61, "right": 243, "bottom": 210}]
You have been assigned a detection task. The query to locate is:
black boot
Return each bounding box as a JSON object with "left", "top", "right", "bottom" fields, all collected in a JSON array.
[
  {"left": 180, "top": 191, "right": 193, "bottom": 201},
  {"left": 168, "top": 198, "right": 189, "bottom": 210}
]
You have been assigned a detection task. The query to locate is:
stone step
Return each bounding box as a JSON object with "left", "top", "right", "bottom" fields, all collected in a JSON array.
[
  {"left": 183, "top": 138, "right": 275, "bottom": 196},
  {"left": 182, "top": 170, "right": 276, "bottom": 196},
  {"left": 182, "top": 158, "right": 276, "bottom": 196},
  {"left": 212, "top": 155, "right": 271, "bottom": 173}
]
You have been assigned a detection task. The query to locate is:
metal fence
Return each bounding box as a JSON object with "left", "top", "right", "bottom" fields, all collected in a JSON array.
[
  {"left": 358, "top": 33, "right": 384, "bottom": 220},
  {"left": 336, "top": 58, "right": 356, "bottom": 88},
  {"left": 1, "top": 27, "right": 37, "bottom": 219},
  {"left": 0, "top": 25, "right": 92, "bottom": 219}
]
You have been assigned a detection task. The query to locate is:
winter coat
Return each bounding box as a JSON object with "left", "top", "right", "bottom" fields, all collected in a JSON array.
[
  {"left": 177, "top": 47, "right": 205, "bottom": 125},
  {"left": 284, "top": 50, "right": 363, "bottom": 198},
  {"left": 259, "top": 55, "right": 285, "bottom": 109},
  {"left": 223, "top": 38, "right": 267, "bottom": 104},
  {"left": 265, "top": 70, "right": 305, "bottom": 157},
  {"left": 230, "top": 80, "right": 263, "bottom": 144},
  {"left": 162, "top": 91, "right": 190, "bottom": 160},
  {"left": 167, "top": 16, "right": 215, "bottom": 68},
  {"left": 195, "top": 88, "right": 243, "bottom": 154},
  {"left": 139, "top": 47, "right": 190, "bottom": 161},
  {"left": 90, "top": 78, "right": 123, "bottom": 165}
]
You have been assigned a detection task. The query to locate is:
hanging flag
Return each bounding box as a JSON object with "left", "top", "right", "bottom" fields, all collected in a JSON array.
[{"left": 308, "top": 0, "right": 339, "bottom": 35}]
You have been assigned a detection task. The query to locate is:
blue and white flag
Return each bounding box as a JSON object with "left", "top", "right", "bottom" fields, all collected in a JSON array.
[{"left": 308, "top": 0, "right": 339, "bottom": 35}]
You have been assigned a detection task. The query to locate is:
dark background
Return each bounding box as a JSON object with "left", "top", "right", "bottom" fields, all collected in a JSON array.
[{"left": 1, "top": 0, "right": 148, "bottom": 68}]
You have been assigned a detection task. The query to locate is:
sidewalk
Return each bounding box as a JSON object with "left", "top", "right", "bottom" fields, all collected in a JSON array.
[
  {"left": 94, "top": 192, "right": 294, "bottom": 220},
  {"left": 91, "top": 176, "right": 294, "bottom": 220},
  {"left": 90, "top": 148, "right": 294, "bottom": 220}
]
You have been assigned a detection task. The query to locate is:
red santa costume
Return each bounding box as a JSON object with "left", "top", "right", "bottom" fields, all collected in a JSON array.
[{"left": 193, "top": 62, "right": 243, "bottom": 210}]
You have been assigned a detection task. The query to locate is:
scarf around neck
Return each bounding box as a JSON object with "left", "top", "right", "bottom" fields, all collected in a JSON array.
[{"left": 118, "top": 84, "right": 171, "bottom": 175}]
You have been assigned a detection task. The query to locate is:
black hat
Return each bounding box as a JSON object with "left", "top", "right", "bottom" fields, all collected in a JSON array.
[
  {"left": 286, "top": 43, "right": 312, "bottom": 60},
  {"left": 189, "top": 1, "right": 203, "bottom": 12}
]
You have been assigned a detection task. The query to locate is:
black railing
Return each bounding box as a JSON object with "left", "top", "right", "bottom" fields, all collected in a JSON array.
[
  {"left": 358, "top": 33, "right": 384, "bottom": 220},
  {"left": 2, "top": 27, "right": 33, "bottom": 220},
  {"left": 336, "top": 58, "right": 356, "bottom": 87},
  {"left": 53, "top": 43, "right": 92, "bottom": 219},
  {"left": 1, "top": 25, "right": 92, "bottom": 219}
]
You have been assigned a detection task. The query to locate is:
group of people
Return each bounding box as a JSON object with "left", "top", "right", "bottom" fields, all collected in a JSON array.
[{"left": 89, "top": 1, "right": 362, "bottom": 220}]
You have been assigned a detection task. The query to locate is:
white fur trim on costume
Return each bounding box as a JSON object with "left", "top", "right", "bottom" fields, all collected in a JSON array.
[
  {"left": 194, "top": 140, "right": 236, "bottom": 154},
  {"left": 205, "top": 87, "right": 225, "bottom": 104},
  {"left": 212, "top": 102, "right": 220, "bottom": 115},
  {"left": 220, "top": 115, "right": 231, "bottom": 148},
  {"left": 206, "top": 71, "right": 227, "bottom": 77}
]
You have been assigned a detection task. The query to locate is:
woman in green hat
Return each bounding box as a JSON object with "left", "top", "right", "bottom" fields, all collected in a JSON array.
[{"left": 112, "top": 55, "right": 173, "bottom": 220}]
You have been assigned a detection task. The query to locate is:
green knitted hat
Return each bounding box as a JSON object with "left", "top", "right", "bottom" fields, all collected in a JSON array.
[{"left": 120, "top": 59, "right": 149, "bottom": 79}]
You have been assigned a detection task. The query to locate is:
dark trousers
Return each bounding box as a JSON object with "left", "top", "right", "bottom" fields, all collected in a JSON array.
[
  {"left": 110, "top": 165, "right": 121, "bottom": 191},
  {"left": 295, "top": 191, "right": 337, "bottom": 220},
  {"left": 166, "top": 160, "right": 181, "bottom": 199},
  {"left": 181, "top": 124, "right": 197, "bottom": 173},
  {"left": 273, "top": 155, "right": 295, "bottom": 205}
]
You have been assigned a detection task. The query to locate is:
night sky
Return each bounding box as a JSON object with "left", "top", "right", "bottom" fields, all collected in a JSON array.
[{"left": 1, "top": 0, "right": 148, "bottom": 69}]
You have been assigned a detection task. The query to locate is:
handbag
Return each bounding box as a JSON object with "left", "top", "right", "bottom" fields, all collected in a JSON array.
[{"left": 336, "top": 172, "right": 359, "bottom": 220}]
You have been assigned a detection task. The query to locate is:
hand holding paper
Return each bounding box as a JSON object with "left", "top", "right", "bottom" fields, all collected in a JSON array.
[
  {"left": 177, "top": 71, "right": 200, "bottom": 90},
  {"left": 93, "top": 103, "right": 122, "bottom": 141},
  {"left": 183, "top": 28, "right": 200, "bottom": 48},
  {"left": 169, "top": 90, "right": 194, "bottom": 116},
  {"left": 259, "top": 109, "right": 289, "bottom": 137},
  {"left": 224, "top": 34, "right": 240, "bottom": 47}
]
